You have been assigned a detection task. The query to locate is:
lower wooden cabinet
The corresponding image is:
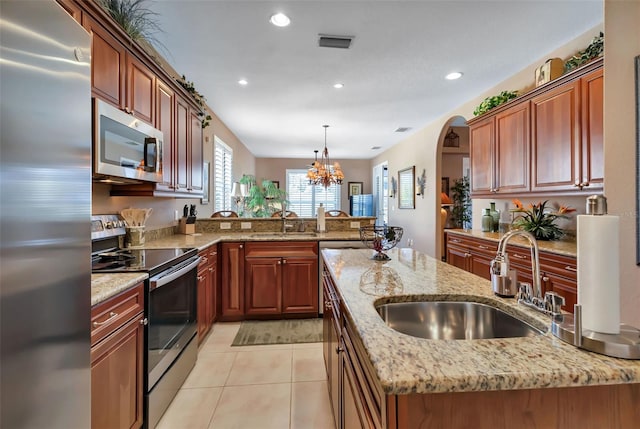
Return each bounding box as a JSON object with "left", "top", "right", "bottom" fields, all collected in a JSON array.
[
  {"left": 91, "top": 284, "right": 145, "bottom": 429},
  {"left": 242, "top": 241, "right": 319, "bottom": 319},
  {"left": 445, "top": 231, "right": 577, "bottom": 313},
  {"left": 220, "top": 242, "right": 245, "bottom": 321},
  {"left": 197, "top": 245, "right": 218, "bottom": 343}
]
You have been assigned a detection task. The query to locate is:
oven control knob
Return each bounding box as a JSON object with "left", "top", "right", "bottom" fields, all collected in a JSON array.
[
  {"left": 104, "top": 221, "right": 113, "bottom": 229},
  {"left": 118, "top": 221, "right": 126, "bottom": 228}
]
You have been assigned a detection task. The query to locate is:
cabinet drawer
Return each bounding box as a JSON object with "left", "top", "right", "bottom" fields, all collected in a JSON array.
[
  {"left": 245, "top": 241, "right": 318, "bottom": 258},
  {"left": 91, "top": 283, "right": 144, "bottom": 346},
  {"left": 539, "top": 251, "right": 577, "bottom": 281}
]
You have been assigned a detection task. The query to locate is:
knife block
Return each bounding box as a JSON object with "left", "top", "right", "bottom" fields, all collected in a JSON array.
[{"left": 178, "top": 218, "right": 195, "bottom": 235}]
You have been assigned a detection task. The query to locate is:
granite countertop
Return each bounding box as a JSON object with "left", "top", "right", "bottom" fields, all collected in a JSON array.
[
  {"left": 446, "top": 228, "right": 577, "bottom": 257},
  {"left": 91, "top": 230, "right": 363, "bottom": 306},
  {"left": 91, "top": 273, "right": 148, "bottom": 306},
  {"left": 322, "top": 247, "right": 640, "bottom": 395}
]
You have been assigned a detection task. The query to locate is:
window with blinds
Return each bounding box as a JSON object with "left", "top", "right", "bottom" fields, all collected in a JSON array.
[
  {"left": 214, "top": 138, "right": 233, "bottom": 211},
  {"left": 286, "top": 169, "right": 341, "bottom": 217}
]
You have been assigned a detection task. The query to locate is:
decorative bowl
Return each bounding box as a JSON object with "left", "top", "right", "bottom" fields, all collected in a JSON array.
[{"left": 359, "top": 226, "right": 404, "bottom": 261}]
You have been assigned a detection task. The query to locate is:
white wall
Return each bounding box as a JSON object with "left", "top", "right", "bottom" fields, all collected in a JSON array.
[{"left": 603, "top": 0, "right": 640, "bottom": 327}]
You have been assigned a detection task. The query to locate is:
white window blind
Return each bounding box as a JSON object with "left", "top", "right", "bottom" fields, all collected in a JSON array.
[
  {"left": 214, "top": 138, "right": 233, "bottom": 211},
  {"left": 286, "top": 169, "right": 341, "bottom": 217}
]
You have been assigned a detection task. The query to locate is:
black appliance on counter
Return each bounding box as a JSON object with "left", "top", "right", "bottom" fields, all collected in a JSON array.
[{"left": 91, "top": 215, "right": 200, "bottom": 429}]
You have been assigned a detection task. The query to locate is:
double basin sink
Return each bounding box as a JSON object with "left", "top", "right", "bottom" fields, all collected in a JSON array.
[{"left": 375, "top": 300, "right": 543, "bottom": 340}]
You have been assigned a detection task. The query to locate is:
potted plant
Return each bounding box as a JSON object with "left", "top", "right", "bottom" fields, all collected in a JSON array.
[
  {"left": 450, "top": 177, "right": 472, "bottom": 229},
  {"left": 240, "top": 175, "right": 288, "bottom": 217},
  {"left": 510, "top": 199, "right": 575, "bottom": 240}
]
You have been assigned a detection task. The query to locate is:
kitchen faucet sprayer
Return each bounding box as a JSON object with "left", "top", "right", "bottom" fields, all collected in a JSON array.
[{"left": 491, "top": 230, "right": 564, "bottom": 316}]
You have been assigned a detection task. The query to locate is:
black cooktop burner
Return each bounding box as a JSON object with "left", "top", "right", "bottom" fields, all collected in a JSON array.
[{"left": 91, "top": 248, "right": 197, "bottom": 275}]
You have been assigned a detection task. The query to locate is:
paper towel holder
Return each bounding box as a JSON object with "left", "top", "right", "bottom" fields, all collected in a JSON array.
[
  {"left": 551, "top": 304, "right": 640, "bottom": 359},
  {"left": 586, "top": 194, "right": 607, "bottom": 215}
]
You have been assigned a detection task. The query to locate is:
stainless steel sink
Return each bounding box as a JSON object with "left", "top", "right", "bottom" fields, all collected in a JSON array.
[
  {"left": 375, "top": 301, "right": 543, "bottom": 340},
  {"left": 247, "top": 232, "right": 317, "bottom": 238}
]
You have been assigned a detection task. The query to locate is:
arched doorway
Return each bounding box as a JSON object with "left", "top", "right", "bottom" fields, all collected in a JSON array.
[{"left": 436, "top": 116, "right": 470, "bottom": 261}]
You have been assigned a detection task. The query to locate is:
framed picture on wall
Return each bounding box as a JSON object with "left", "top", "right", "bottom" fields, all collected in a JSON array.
[
  {"left": 348, "top": 182, "right": 363, "bottom": 197},
  {"left": 272, "top": 180, "right": 280, "bottom": 189}
]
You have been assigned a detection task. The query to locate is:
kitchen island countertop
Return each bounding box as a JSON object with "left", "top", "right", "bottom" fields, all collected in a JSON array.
[{"left": 322, "top": 247, "right": 640, "bottom": 395}]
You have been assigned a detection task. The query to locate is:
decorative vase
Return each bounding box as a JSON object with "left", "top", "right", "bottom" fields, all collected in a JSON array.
[
  {"left": 481, "top": 209, "right": 493, "bottom": 232},
  {"left": 489, "top": 202, "right": 500, "bottom": 232}
]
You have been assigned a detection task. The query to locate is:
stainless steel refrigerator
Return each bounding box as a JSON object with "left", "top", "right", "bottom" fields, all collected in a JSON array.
[{"left": 1, "top": 1, "right": 92, "bottom": 427}]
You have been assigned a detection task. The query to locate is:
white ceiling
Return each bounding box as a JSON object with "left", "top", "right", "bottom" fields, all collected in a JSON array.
[{"left": 150, "top": 0, "right": 602, "bottom": 160}]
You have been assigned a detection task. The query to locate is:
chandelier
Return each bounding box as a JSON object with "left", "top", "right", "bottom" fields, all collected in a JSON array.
[{"left": 306, "top": 125, "right": 344, "bottom": 187}]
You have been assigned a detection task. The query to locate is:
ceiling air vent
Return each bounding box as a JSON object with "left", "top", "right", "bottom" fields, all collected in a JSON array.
[
  {"left": 318, "top": 34, "right": 354, "bottom": 49},
  {"left": 394, "top": 127, "right": 412, "bottom": 133}
]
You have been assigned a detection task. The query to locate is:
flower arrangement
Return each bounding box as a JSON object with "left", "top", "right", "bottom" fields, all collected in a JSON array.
[{"left": 510, "top": 199, "right": 575, "bottom": 240}]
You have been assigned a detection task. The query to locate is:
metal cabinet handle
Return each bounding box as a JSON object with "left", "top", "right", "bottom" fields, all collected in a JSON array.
[
  {"left": 478, "top": 245, "right": 489, "bottom": 250},
  {"left": 512, "top": 254, "right": 527, "bottom": 260},
  {"left": 140, "top": 318, "right": 148, "bottom": 326},
  {"left": 282, "top": 259, "right": 287, "bottom": 264},
  {"left": 542, "top": 276, "right": 550, "bottom": 282},
  {"left": 209, "top": 267, "right": 213, "bottom": 273},
  {"left": 277, "top": 260, "right": 281, "bottom": 265},
  {"left": 564, "top": 266, "right": 577, "bottom": 272},
  {"left": 325, "top": 301, "right": 332, "bottom": 311},
  {"left": 335, "top": 346, "right": 344, "bottom": 354},
  {"left": 464, "top": 253, "right": 471, "bottom": 258},
  {"left": 197, "top": 275, "right": 204, "bottom": 281},
  {"left": 201, "top": 256, "right": 208, "bottom": 264},
  {"left": 450, "top": 239, "right": 461, "bottom": 243},
  {"left": 92, "top": 311, "right": 118, "bottom": 328},
  {"left": 239, "top": 244, "right": 243, "bottom": 249},
  {"left": 581, "top": 181, "right": 590, "bottom": 188}
]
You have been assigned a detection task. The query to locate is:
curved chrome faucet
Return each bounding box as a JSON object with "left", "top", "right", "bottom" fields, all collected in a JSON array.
[{"left": 491, "top": 230, "right": 564, "bottom": 316}]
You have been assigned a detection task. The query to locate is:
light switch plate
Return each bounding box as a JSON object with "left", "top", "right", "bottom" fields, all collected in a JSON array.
[
  {"left": 350, "top": 221, "right": 361, "bottom": 229},
  {"left": 220, "top": 222, "right": 232, "bottom": 230},
  {"left": 241, "top": 222, "right": 252, "bottom": 229}
]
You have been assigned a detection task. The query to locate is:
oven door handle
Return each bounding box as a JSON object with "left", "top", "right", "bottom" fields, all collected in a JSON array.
[{"left": 149, "top": 256, "right": 201, "bottom": 291}]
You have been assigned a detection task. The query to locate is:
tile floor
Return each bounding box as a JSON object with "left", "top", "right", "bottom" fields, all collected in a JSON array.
[{"left": 156, "top": 322, "right": 336, "bottom": 429}]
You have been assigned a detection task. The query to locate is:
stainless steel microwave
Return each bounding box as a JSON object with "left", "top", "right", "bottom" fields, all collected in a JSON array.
[{"left": 93, "top": 98, "right": 163, "bottom": 183}]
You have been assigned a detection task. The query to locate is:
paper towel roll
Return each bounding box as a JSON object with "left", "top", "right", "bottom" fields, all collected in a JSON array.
[
  {"left": 577, "top": 214, "right": 620, "bottom": 334},
  {"left": 317, "top": 203, "right": 326, "bottom": 232}
]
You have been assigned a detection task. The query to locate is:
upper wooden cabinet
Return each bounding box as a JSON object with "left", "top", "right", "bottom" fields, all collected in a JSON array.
[
  {"left": 75, "top": 0, "right": 204, "bottom": 198},
  {"left": 83, "top": 15, "right": 126, "bottom": 109},
  {"left": 469, "top": 58, "right": 603, "bottom": 197},
  {"left": 470, "top": 103, "right": 530, "bottom": 195}
]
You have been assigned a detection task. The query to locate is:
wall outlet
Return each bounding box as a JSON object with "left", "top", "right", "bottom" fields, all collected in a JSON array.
[
  {"left": 241, "top": 222, "right": 252, "bottom": 229},
  {"left": 407, "top": 238, "right": 414, "bottom": 248},
  {"left": 174, "top": 210, "right": 179, "bottom": 221},
  {"left": 220, "top": 222, "right": 232, "bottom": 230},
  {"left": 350, "top": 221, "right": 361, "bottom": 229}
]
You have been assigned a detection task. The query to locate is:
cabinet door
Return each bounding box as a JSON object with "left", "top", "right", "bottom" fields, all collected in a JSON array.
[
  {"left": 282, "top": 257, "right": 319, "bottom": 314},
  {"left": 209, "top": 262, "right": 217, "bottom": 324},
  {"left": 197, "top": 266, "right": 211, "bottom": 344},
  {"left": 83, "top": 16, "right": 125, "bottom": 108},
  {"left": 495, "top": 102, "right": 530, "bottom": 194},
  {"left": 531, "top": 81, "right": 580, "bottom": 192},
  {"left": 469, "top": 117, "right": 494, "bottom": 195},
  {"left": 221, "top": 243, "right": 245, "bottom": 320},
  {"left": 175, "top": 98, "right": 190, "bottom": 191},
  {"left": 245, "top": 257, "right": 281, "bottom": 316},
  {"left": 155, "top": 81, "right": 175, "bottom": 192},
  {"left": 126, "top": 54, "right": 155, "bottom": 123},
  {"left": 468, "top": 253, "right": 492, "bottom": 280},
  {"left": 189, "top": 109, "right": 203, "bottom": 193},
  {"left": 446, "top": 245, "right": 469, "bottom": 272},
  {"left": 91, "top": 314, "right": 144, "bottom": 429},
  {"left": 580, "top": 67, "right": 604, "bottom": 191}
]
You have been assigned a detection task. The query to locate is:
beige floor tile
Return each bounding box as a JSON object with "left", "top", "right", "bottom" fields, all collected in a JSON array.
[
  {"left": 225, "top": 349, "right": 293, "bottom": 385},
  {"left": 156, "top": 387, "right": 222, "bottom": 429},
  {"left": 292, "top": 347, "right": 327, "bottom": 382},
  {"left": 293, "top": 341, "right": 324, "bottom": 350},
  {"left": 291, "top": 381, "right": 336, "bottom": 429},
  {"left": 183, "top": 352, "right": 237, "bottom": 388},
  {"left": 208, "top": 383, "right": 291, "bottom": 429}
]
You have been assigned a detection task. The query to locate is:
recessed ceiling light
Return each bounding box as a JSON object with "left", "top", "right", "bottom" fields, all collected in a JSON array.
[
  {"left": 269, "top": 13, "right": 290, "bottom": 27},
  {"left": 238, "top": 79, "right": 248, "bottom": 86},
  {"left": 333, "top": 83, "right": 344, "bottom": 89},
  {"left": 445, "top": 72, "right": 463, "bottom": 80}
]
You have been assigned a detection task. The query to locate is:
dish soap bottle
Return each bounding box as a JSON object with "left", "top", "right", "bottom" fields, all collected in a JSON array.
[
  {"left": 317, "top": 203, "right": 326, "bottom": 232},
  {"left": 482, "top": 208, "right": 493, "bottom": 232}
]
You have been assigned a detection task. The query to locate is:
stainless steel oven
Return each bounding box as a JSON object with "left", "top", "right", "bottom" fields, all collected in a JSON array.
[{"left": 91, "top": 215, "right": 199, "bottom": 429}]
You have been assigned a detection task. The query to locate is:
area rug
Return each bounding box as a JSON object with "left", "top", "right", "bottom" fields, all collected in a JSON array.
[{"left": 231, "top": 318, "right": 323, "bottom": 346}]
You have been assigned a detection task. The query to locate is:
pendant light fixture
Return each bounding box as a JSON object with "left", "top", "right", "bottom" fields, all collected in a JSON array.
[{"left": 306, "top": 125, "right": 344, "bottom": 187}]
